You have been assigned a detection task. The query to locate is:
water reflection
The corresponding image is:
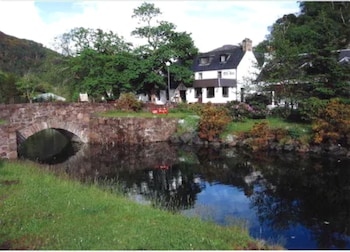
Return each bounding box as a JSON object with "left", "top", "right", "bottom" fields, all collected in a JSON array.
[
  {"left": 18, "top": 129, "right": 81, "bottom": 164},
  {"left": 45, "top": 143, "right": 350, "bottom": 249}
]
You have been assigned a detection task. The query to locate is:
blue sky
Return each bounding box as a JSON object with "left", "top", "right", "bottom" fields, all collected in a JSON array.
[
  {"left": 0, "top": 1, "right": 300, "bottom": 53},
  {"left": 34, "top": 2, "right": 85, "bottom": 23}
]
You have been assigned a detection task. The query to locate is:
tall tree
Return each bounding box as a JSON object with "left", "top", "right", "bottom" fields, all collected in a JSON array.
[
  {"left": 257, "top": 1, "right": 350, "bottom": 108},
  {"left": 54, "top": 27, "right": 131, "bottom": 56},
  {"left": 131, "top": 2, "right": 198, "bottom": 97},
  {"left": 70, "top": 48, "right": 139, "bottom": 100},
  {"left": 55, "top": 27, "right": 134, "bottom": 100}
]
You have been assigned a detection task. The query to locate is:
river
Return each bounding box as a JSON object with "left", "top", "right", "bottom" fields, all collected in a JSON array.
[{"left": 19, "top": 129, "right": 350, "bottom": 249}]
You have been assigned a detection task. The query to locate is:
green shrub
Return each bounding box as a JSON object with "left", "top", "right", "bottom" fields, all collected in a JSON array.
[
  {"left": 245, "top": 93, "right": 270, "bottom": 119},
  {"left": 271, "top": 127, "right": 289, "bottom": 142},
  {"left": 171, "top": 103, "right": 203, "bottom": 115},
  {"left": 297, "top": 97, "right": 327, "bottom": 123},
  {"left": 269, "top": 106, "right": 291, "bottom": 119},
  {"left": 114, "top": 93, "right": 142, "bottom": 112},
  {"left": 240, "top": 120, "right": 311, "bottom": 151},
  {"left": 245, "top": 121, "right": 273, "bottom": 151},
  {"left": 312, "top": 99, "right": 350, "bottom": 146},
  {"left": 245, "top": 93, "right": 270, "bottom": 107},
  {"left": 198, "top": 103, "right": 232, "bottom": 141}
]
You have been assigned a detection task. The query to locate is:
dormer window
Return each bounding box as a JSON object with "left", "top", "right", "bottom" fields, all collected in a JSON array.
[
  {"left": 220, "top": 54, "right": 230, "bottom": 63},
  {"left": 199, "top": 57, "right": 210, "bottom": 65},
  {"left": 199, "top": 55, "right": 214, "bottom": 66}
]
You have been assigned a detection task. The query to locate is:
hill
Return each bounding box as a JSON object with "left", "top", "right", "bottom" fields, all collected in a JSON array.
[{"left": 0, "top": 31, "right": 62, "bottom": 76}]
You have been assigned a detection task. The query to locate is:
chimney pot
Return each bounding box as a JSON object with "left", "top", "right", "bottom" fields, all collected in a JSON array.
[{"left": 242, "top": 38, "right": 253, "bottom": 52}]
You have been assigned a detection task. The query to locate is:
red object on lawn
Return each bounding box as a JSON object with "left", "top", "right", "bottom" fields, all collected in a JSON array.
[
  {"left": 155, "top": 165, "right": 169, "bottom": 170},
  {"left": 151, "top": 107, "right": 168, "bottom": 114}
]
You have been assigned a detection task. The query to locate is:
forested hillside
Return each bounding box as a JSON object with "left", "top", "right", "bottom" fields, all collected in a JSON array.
[
  {"left": 0, "top": 31, "right": 61, "bottom": 76},
  {"left": 0, "top": 31, "right": 68, "bottom": 103}
]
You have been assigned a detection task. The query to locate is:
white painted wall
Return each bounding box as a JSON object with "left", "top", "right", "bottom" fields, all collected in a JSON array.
[
  {"left": 236, "top": 51, "right": 260, "bottom": 100},
  {"left": 195, "top": 69, "right": 236, "bottom": 80},
  {"left": 190, "top": 68, "right": 238, "bottom": 103},
  {"left": 186, "top": 87, "right": 237, "bottom": 104}
]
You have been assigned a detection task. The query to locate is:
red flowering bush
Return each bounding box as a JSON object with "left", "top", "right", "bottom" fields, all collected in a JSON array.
[{"left": 226, "top": 101, "right": 267, "bottom": 122}]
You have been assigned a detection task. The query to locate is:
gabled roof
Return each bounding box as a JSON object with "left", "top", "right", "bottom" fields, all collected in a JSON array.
[
  {"left": 338, "top": 49, "right": 350, "bottom": 64},
  {"left": 192, "top": 45, "right": 245, "bottom": 72},
  {"left": 257, "top": 48, "right": 350, "bottom": 82}
]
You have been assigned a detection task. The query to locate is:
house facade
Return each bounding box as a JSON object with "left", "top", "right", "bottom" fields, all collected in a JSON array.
[
  {"left": 184, "top": 38, "right": 261, "bottom": 104},
  {"left": 137, "top": 38, "right": 262, "bottom": 105}
]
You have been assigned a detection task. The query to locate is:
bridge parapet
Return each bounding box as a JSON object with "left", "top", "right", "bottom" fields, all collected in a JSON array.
[
  {"left": 0, "top": 102, "right": 179, "bottom": 160},
  {"left": 0, "top": 103, "right": 116, "bottom": 159}
]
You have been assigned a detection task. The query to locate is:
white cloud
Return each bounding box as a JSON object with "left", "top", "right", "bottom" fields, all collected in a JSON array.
[
  {"left": 0, "top": 1, "right": 47, "bottom": 43},
  {"left": 0, "top": 1, "right": 300, "bottom": 52}
]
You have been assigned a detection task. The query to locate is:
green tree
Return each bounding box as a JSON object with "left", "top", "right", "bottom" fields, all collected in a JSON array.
[
  {"left": 54, "top": 27, "right": 131, "bottom": 56},
  {"left": 257, "top": 1, "right": 350, "bottom": 111},
  {"left": 0, "top": 71, "right": 20, "bottom": 104},
  {"left": 70, "top": 49, "right": 139, "bottom": 100},
  {"left": 16, "top": 73, "right": 48, "bottom": 103},
  {"left": 55, "top": 28, "right": 134, "bottom": 100},
  {"left": 257, "top": 14, "right": 308, "bottom": 112},
  {"left": 131, "top": 2, "right": 198, "bottom": 97}
]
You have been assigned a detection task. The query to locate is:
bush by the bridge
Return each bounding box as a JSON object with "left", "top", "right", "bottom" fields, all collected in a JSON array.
[
  {"left": 113, "top": 93, "right": 142, "bottom": 112},
  {"left": 197, "top": 103, "right": 232, "bottom": 141}
]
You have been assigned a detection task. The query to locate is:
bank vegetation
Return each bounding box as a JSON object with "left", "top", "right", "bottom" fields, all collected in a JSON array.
[{"left": 0, "top": 160, "right": 282, "bottom": 250}]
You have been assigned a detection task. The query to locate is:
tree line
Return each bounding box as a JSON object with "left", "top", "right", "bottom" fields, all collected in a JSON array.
[
  {"left": 255, "top": 1, "right": 350, "bottom": 121},
  {"left": 0, "top": 2, "right": 349, "bottom": 107}
]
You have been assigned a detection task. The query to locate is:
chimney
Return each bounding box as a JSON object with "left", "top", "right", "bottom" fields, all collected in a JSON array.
[{"left": 242, "top": 38, "right": 253, "bottom": 52}]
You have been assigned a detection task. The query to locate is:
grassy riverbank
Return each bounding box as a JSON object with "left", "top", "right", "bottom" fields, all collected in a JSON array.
[
  {"left": 0, "top": 160, "right": 273, "bottom": 250},
  {"left": 224, "top": 117, "right": 311, "bottom": 135},
  {"left": 99, "top": 110, "right": 192, "bottom": 119}
]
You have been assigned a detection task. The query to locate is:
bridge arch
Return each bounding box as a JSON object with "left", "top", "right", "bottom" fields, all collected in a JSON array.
[{"left": 16, "top": 120, "right": 89, "bottom": 146}]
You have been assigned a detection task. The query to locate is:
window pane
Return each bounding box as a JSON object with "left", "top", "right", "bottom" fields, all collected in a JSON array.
[
  {"left": 223, "top": 87, "right": 229, "bottom": 97},
  {"left": 195, "top": 88, "right": 202, "bottom": 98},
  {"left": 207, "top": 87, "right": 214, "bottom": 98}
]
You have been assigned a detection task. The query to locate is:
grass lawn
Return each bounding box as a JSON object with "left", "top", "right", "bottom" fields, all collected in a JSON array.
[
  {"left": 0, "top": 160, "right": 271, "bottom": 250},
  {"left": 0, "top": 119, "right": 6, "bottom": 125},
  {"left": 98, "top": 110, "right": 193, "bottom": 119},
  {"left": 98, "top": 110, "right": 312, "bottom": 141},
  {"left": 225, "top": 117, "right": 312, "bottom": 136}
]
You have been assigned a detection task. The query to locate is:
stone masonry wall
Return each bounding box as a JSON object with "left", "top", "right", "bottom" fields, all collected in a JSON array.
[
  {"left": 0, "top": 103, "right": 179, "bottom": 159},
  {"left": 89, "top": 116, "right": 179, "bottom": 145},
  {"left": 0, "top": 103, "right": 114, "bottom": 159}
]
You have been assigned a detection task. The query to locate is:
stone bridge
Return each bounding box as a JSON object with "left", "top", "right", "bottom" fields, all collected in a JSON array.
[{"left": 0, "top": 103, "right": 178, "bottom": 159}]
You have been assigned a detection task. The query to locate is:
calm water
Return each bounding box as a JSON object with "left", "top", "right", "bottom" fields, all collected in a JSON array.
[{"left": 20, "top": 129, "right": 350, "bottom": 249}]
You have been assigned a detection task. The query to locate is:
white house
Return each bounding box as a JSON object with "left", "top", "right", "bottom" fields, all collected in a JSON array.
[{"left": 184, "top": 38, "right": 261, "bottom": 104}]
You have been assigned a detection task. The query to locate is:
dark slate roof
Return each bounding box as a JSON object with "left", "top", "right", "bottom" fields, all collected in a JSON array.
[
  {"left": 254, "top": 51, "right": 265, "bottom": 67},
  {"left": 192, "top": 45, "right": 245, "bottom": 72},
  {"left": 338, "top": 49, "right": 350, "bottom": 64}
]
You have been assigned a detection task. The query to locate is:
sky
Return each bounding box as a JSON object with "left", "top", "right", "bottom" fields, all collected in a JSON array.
[{"left": 0, "top": 1, "right": 300, "bottom": 53}]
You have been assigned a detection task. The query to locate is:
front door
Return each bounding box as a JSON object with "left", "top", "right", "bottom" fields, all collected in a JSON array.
[{"left": 180, "top": 90, "right": 186, "bottom": 102}]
